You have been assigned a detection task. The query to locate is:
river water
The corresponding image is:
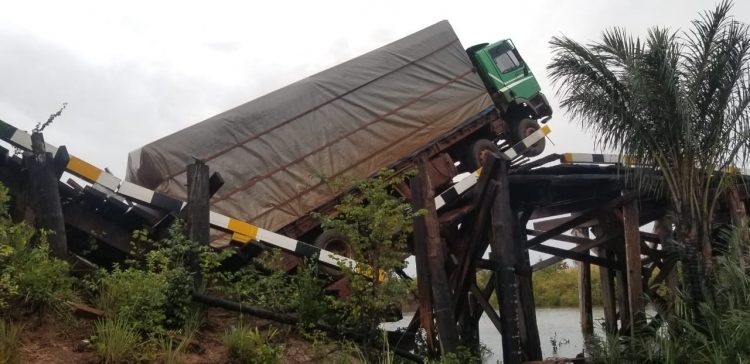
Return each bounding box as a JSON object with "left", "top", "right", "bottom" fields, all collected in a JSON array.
[{"left": 384, "top": 307, "right": 606, "bottom": 363}]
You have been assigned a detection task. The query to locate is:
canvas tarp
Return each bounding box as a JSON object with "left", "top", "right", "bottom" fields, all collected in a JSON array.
[{"left": 126, "top": 20, "right": 493, "bottom": 233}]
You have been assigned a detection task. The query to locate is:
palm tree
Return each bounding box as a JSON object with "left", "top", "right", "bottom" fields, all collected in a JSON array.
[{"left": 547, "top": 0, "right": 750, "bottom": 311}]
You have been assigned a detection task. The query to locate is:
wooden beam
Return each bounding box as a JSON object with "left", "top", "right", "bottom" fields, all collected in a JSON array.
[
  {"left": 515, "top": 226, "right": 542, "bottom": 361},
  {"left": 450, "top": 154, "right": 499, "bottom": 316},
  {"left": 596, "top": 247, "right": 618, "bottom": 334},
  {"left": 526, "top": 193, "right": 637, "bottom": 249},
  {"left": 622, "top": 197, "right": 645, "bottom": 334},
  {"left": 572, "top": 227, "right": 593, "bottom": 338},
  {"left": 530, "top": 244, "right": 622, "bottom": 270},
  {"left": 470, "top": 282, "right": 503, "bottom": 336},
  {"left": 489, "top": 158, "right": 522, "bottom": 364},
  {"left": 531, "top": 232, "right": 621, "bottom": 271},
  {"left": 24, "top": 132, "right": 67, "bottom": 258},
  {"left": 186, "top": 160, "right": 210, "bottom": 287},
  {"left": 409, "top": 172, "right": 436, "bottom": 354}
]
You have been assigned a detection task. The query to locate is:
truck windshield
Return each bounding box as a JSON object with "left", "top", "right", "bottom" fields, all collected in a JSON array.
[{"left": 490, "top": 46, "right": 521, "bottom": 73}]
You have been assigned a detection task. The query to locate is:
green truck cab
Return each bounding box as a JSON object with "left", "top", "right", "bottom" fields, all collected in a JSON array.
[{"left": 466, "top": 40, "right": 552, "bottom": 157}]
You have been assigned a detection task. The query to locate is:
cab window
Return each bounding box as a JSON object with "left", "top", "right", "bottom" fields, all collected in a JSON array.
[{"left": 490, "top": 46, "right": 521, "bottom": 73}]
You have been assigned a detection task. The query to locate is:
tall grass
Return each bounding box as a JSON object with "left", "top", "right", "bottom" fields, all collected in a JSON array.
[
  {"left": 0, "top": 320, "right": 22, "bottom": 364},
  {"left": 223, "top": 322, "right": 283, "bottom": 364},
  {"left": 93, "top": 317, "right": 140, "bottom": 364}
]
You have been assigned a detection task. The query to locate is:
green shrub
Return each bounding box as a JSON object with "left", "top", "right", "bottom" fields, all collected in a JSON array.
[
  {"left": 223, "top": 324, "right": 283, "bottom": 364},
  {"left": 0, "top": 183, "right": 74, "bottom": 315},
  {"left": 94, "top": 267, "right": 168, "bottom": 333},
  {"left": 219, "top": 249, "right": 299, "bottom": 313},
  {"left": 0, "top": 320, "right": 22, "bottom": 364},
  {"left": 92, "top": 318, "right": 140, "bottom": 364},
  {"left": 315, "top": 169, "right": 416, "bottom": 360}
]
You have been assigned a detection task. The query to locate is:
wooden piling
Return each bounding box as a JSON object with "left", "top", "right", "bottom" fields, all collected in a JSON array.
[
  {"left": 185, "top": 160, "right": 211, "bottom": 286},
  {"left": 489, "top": 157, "right": 522, "bottom": 364},
  {"left": 573, "top": 227, "right": 594, "bottom": 337},
  {"left": 515, "top": 216, "right": 542, "bottom": 361},
  {"left": 622, "top": 197, "right": 645, "bottom": 333},
  {"left": 410, "top": 169, "right": 436, "bottom": 354},
  {"left": 24, "top": 132, "right": 68, "bottom": 258},
  {"left": 596, "top": 246, "right": 618, "bottom": 334},
  {"left": 186, "top": 160, "right": 210, "bottom": 244},
  {"left": 415, "top": 158, "right": 458, "bottom": 354}
]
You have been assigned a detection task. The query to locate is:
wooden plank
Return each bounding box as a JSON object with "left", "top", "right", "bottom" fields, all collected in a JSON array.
[
  {"left": 489, "top": 158, "right": 522, "bottom": 364},
  {"left": 622, "top": 197, "right": 645, "bottom": 334}
]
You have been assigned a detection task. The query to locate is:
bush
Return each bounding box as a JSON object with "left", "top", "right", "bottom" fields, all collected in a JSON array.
[
  {"left": 223, "top": 324, "right": 283, "bottom": 364},
  {"left": 93, "top": 267, "right": 168, "bottom": 334},
  {"left": 0, "top": 320, "right": 22, "bottom": 364},
  {"left": 316, "top": 169, "right": 416, "bottom": 360},
  {"left": 0, "top": 183, "right": 74, "bottom": 315},
  {"left": 219, "top": 249, "right": 299, "bottom": 313},
  {"left": 92, "top": 318, "right": 140, "bottom": 364}
]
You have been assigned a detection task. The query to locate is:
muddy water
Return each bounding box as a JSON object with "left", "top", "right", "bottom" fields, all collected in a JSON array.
[{"left": 384, "top": 307, "right": 607, "bottom": 363}]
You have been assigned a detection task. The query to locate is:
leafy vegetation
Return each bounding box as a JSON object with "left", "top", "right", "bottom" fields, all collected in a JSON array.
[
  {"left": 316, "top": 169, "right": 417, "bottom": 359},
  {"left": 223, "top": 324, "right": 283, "bottom": 364},
  {"left": 587, "top": 224, "right": 750, "bottom": 363},
  {"left": 0, "top": 320, "right": 22, "bottom": 364},
  {"left": 0, "top": 184, "right": 75, "bottom": 317},
  {"left": 548, "top": 0, "right": 750, "bottom": 314}
]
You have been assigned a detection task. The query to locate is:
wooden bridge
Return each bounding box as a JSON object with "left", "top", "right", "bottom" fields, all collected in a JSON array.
[{"left": 0, "top": 120, "right": 746, "bottom": 363}]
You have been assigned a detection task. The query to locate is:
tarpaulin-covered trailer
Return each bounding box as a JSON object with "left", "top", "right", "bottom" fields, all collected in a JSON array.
[{"left": 126, "top": 20, "right": 493, "bottom": 235}]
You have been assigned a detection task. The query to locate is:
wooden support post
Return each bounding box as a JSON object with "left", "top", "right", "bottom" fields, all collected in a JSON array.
[
  {"left": 595, "top": 246, "right": 618, "bottom": 334},
  {"left": 615, "top": 265, "right": 631, "bottom": 334},
  {"left": 24, "top": 132, "right": 67, "bottom": 258},
  {"left": 515, "top": 217, "right": 542, "bottom": 361},
  {"left": 622, "top": 197, "right": 645, "bottom": 334},
  {"left": 187, "top": 160, "right": 210, "bottom": 244},
  {"left": 573, "top": 227, "right": 593, "bottom": 338},
  {"left": 410, "top": 171, "right": 436, "bottom": 355},
  {"left": 186, "top": 160, "right": 210, "bottom": 286},
  {"left": 458, "top": 294, "right": 481, "bottom": 355},
  {"left": 489, "top": 157, "right": 522, "bottom": 364},
  {"left": 415, "top": 158, "right": 458, "bottom": 354}
]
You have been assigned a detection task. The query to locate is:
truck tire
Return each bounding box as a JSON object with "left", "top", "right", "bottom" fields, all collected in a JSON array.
[
  {"left": 464, "top": 138, "right": 499, "bottom": 171},
  {"left": 514, "top": 118, "right": 545, "bottom": 156},
  {"left": 315, "top": 230, "right": 353, "bottom": 276}
]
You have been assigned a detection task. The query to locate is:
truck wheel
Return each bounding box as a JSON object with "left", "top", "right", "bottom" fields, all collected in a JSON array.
[
  {"left": 315, "top": 230, "right": 353, "bottom": 275},
  {"left": 464, "top": 138, "right": 498, "bottom": 171},
  {"left": 514, "top": 118, "right": 545, "bottom": 156}
]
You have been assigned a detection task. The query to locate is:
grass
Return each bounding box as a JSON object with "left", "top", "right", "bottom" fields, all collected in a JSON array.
[
  {"left": 223, "top": 322, "right": 283, "bottom": 364},
  {"left": 92, "top": 318, "right": 140, "bottom": 364},
  {"left": 0, "top": 320, "right": 22, "bottom": 364}
]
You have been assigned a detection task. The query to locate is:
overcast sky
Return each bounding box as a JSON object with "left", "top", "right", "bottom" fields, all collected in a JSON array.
[{"left": 2, "top": 0, "right": 748, "bottom": 177}]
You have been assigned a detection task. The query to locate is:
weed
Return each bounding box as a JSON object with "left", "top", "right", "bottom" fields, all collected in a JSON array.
[
  {"left": 93, "top": 267, "right": 168, "bottom": 334},
  {"left": 223, "top": 323, "right": 283, "bottom": 364},
  {"left": 0, "top": 320, "right": 22, "bottom": 364},
  {"left": 92, "top": 318, "right": 140, "bottom": 364}
]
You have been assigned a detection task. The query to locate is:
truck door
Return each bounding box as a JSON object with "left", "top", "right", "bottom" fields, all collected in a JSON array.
[{"left": 487, "top": 41, "right": 539, "bottom": 101}]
